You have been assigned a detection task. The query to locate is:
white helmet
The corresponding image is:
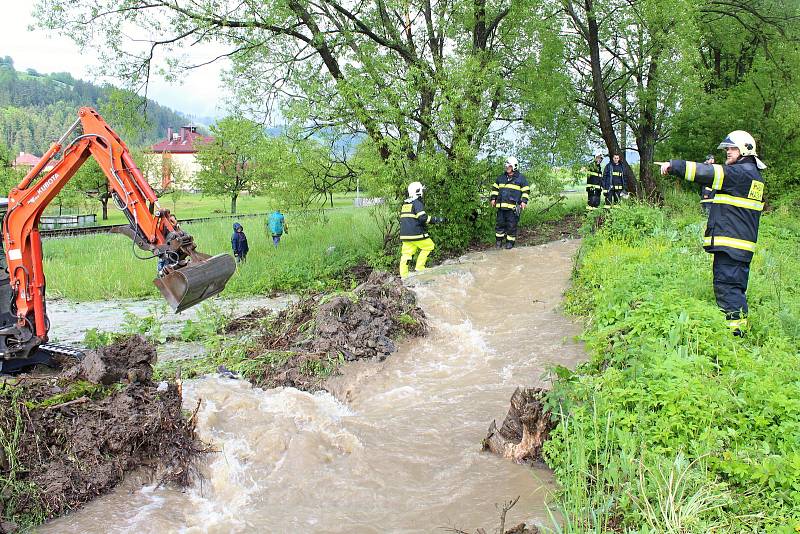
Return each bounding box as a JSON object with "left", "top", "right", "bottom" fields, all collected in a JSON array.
[
  {"left": 505, "top": 156, "right": 519, "bottom": 171},
  {"left": 718, "top": 130, "right": 766, "bottom": 169},
  {"left": 407, "top": 181, "right": 424, "bottom": 199}
]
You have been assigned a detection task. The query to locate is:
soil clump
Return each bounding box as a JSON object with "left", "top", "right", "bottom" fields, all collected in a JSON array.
[
  {"left": 0, "top": 336, "right": 200, "bottom": 531},
  {"left": 224, "top": 271, "right": 427, "bottom": 392}
]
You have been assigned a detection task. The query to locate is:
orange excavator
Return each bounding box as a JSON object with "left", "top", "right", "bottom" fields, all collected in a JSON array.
[{"left": 0, "top": 108, "right": 236, "bottom": 372}]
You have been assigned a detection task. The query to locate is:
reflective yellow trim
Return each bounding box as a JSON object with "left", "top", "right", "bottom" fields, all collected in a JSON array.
[
  {"left": 588, "top": 171, "right": 602, "bottom": 177},
  {"left": 685, "top": 161, "right": 696, "bottom": 182},
  {"left": 401, "top": 203, "right": 413, "bottom": 213},
  {"left": 587, "top": 184, "right": 602, "bottom": 189},
  {"left": 495, "top": 233, "right": 506, "bottom": 238},
  {"left": 728, "top": 319, "right": 748, "bottom": 328},
  {"left": 747, "top": 180, "right": 764, "bottom": 201},
  {"left": 700, "top": 198, "right": 713, "bottom": 204},
  {"left": 497, "top": 202, "right": 518, "bottom": 209},
  {"left": 498, "top": 183, "right": 522, "bottom": 191},
  {"left": 612, "top": 171, "right": 623, "bottom": 176},
  {"left": 704, "top": 236, "right": 756, "bottom": 252},
  {"left": 506, "top": 235, "right": 516, "bottom": 241},
  {"left": 712, "top": 164, "right": 724, "bottom": 190},
  {"left": 521, "top": 194, "right": 530, "bottom": 200},
  {"left": 712, "top": 194, "right": 764, "bottom": 211},
  {"left": 416, "top": 211, "right": 426, "bottom": 217},
  {"left": 400, "top": 213, "right": 418, "bottom": 218}
]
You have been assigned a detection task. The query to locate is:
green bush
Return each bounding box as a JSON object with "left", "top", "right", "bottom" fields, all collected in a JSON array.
[{"left": 545, "top": 200, "right": 800, "bottom": 532}]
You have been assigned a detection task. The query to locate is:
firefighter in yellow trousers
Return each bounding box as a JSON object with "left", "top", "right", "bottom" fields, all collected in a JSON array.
[{"left": 399, "top": 181, "right": 444, "bottom": 278}]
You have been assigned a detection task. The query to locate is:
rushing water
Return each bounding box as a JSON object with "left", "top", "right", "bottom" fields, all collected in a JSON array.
[{"left": 41, "top": 240, "right": 584, "bottom": 533}]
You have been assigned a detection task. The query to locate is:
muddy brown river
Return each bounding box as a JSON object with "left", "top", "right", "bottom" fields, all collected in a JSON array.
[{"left": 40, "top": 240, "right": 584, "bottom": 533}]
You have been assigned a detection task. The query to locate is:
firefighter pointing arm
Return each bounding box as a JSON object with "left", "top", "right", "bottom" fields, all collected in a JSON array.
[{"left": 660, "top": 130, "right": 766, "bottom": 337}]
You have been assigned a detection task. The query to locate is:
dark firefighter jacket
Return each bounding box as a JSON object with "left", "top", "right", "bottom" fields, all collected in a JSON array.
[
  {"left": 586, "top": 161, "right": 603, "bottom": 191},
  {"left": 587, "top": 161, "right": 602, "bottom": 191},
  {"left": 490, "top": 171, "right": 530, "bottom": 209},
  {"left": 700, "top": 186, "right": 715, "bottom": 204},
  {"left": 668, "top": 155, "right": 764, "bottom": 263},
  {"left": 399, "top": 198, "right": 430, "bottom": 241},
  {"left": 602, "top": 162, "right": 626, "bottom": 193}
]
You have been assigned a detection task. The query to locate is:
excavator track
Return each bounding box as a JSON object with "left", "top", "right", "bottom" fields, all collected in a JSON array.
[{"left": 0, "top": 343, "right": 85, "bottom": 374}]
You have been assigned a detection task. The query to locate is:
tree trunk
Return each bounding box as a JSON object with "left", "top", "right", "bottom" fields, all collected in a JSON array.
[
  {"left": 585, "top": 0, "right": 622, "bottom": 157},
  {"left": 636, "top": 132, "right": 662, "bottom": 203},
  {"left": 230, "top": 194, "right": 238, "bottom": 215},
  {"left": 100, "top": 198, "right": 109, "bottom": 220}
]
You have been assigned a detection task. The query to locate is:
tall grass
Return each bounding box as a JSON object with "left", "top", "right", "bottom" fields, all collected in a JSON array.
[
  {"left": 43, "top": 208, "right": 381, "bottom": 301},
  {"left": 543, "top": 198, "right": 800, "bottom": 532}
]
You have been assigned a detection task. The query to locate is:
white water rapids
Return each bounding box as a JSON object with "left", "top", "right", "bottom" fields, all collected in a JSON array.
[{"left": 40, "top": 240, "right": 584, "bottom": 533}]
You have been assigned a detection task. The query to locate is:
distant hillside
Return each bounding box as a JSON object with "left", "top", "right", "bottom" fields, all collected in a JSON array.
[{"left": 0, "top": 56, "right": 190, "bottom": 155}]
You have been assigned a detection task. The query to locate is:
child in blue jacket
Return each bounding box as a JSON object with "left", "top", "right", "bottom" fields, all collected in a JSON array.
[{"left": 231, "top": 222, "right": 249, "bottom": 263}]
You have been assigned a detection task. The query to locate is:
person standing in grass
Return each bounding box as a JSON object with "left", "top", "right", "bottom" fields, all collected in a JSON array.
[
  {"left": 268, "top": 209, "right": 288, "bottom": 248},
  {"left": 602, "top": 153, "right": 626, "bottom": 207},
  {"left": 231, "top": 222, "right": 249, "bottom": 263},
  {"left": 490, "top": 156, "right": 529, "bottom": 249},
  {"left": 586, "top": 153, "right": 604, "bottom": 211},
  {"left": 660, "top": 130, "right": 765, "bottom": 337}
]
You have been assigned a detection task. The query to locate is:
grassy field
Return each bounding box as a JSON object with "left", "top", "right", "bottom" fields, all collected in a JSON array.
[
  {"left": 47, "top": 192, "right": 360, "bottom": 226},
  {"left": 543, "top": 195, "right": 800, "bottom": 532},
  {"left": 43, "top": 207, "right": 383, "bottom": 300}
]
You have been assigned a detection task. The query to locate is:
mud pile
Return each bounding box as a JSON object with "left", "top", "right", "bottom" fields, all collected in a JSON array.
[
  {"left": 0, "top": 336, "right": 199, "bottom": 531},
  {"left": 227, "top": 271, "right": 427, "bottom": 391}
]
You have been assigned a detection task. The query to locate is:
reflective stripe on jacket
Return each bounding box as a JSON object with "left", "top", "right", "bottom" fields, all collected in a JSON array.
[
  {"left": 399, "top": 198, "right": 430, "bottom": 241},
  {"left": 602, "top": 162, "right": 626, "bottom": 192},
  {"left": 587, "top": 162, "right": 602, "bottom": 190},
  {"left": 669, "top": 156, "right": 764, "bottom": 262},
  {"left": 490, "top": 171, "right": 530, "bottom": 209}
]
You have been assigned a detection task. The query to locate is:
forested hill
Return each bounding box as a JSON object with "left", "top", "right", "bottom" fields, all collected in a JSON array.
[{"left": 0, "top": 56, "right": 187, "bottom": 155}]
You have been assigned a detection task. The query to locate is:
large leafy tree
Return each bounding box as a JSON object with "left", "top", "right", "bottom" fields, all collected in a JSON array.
[
  {"left": 34, "top": 0, "right": 578, "bottom": 249},
  {"left": 195, "top": 117, "right": 272, "bottom": 214}
]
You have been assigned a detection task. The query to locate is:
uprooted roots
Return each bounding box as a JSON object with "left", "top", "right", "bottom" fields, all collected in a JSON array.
[
  {"left": 0, "top": 336, "right": 202, "bottom": 530},
  {"left": 482, "top": 387, "right": 555, "bottom": 464}
]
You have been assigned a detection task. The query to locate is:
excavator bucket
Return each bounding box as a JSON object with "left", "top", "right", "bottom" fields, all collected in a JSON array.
[{"left": 154, "top": 254, "right": 237, "bottom": 313}]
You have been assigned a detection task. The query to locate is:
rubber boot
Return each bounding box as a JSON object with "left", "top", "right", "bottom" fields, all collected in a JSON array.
[
  {"left": 495, "top": 240, "right": 503, "bottom": 249},
  {"left": 504, "top": 241, "right": 514, "bottom": 249}
]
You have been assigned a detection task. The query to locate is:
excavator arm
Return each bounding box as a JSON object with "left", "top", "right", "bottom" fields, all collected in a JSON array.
[{"left": 0, "top": 107, "right": 235, "bottom": 364}]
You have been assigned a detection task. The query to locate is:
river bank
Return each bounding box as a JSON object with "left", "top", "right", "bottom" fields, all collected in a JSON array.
[{"left": 31, "top": 239, "right": 585, "bottom": 533}]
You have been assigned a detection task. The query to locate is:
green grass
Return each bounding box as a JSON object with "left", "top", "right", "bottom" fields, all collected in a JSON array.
[
  {"left": 43, "top": 207, "right": 382, "bottom": 301},
  {"left": 49, "top": 192, "right": 360, "bottom": 226},
  {"left": 542, "top": 199, "right": 800, "bottom": 532}
]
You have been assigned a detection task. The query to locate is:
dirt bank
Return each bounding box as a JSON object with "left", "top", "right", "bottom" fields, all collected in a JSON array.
[
  {"left": 0, "top": 336, "right": 199, "bottom": 532},
  {"left": 173, "top": 270, "right": 427, "bottom": 392}
]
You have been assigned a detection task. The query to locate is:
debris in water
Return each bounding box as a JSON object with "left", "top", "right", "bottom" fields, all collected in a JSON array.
[
  {"left": 482, "top": 387, "right": 554, "bottom": 464},
  {"left": 0, "top": 336, "right": 201, "bottom": 529}
]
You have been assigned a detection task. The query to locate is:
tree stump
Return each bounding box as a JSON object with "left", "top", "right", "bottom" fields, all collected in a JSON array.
[{"left": 482, "top": 387, "right": 555, "bottom": 464}]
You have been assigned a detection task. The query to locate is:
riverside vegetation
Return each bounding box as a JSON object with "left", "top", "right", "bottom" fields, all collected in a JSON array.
[{"left": 543, "top": 191, "right": 800, "bottom": 532}]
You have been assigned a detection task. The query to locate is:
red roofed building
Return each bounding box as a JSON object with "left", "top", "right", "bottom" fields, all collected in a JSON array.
[
  {"left": 12, "top": 152, "right": 55, "bottom": 173},
  {"left": 13, "top": 151, "right": 42, "bottom": 169},
  {"left": 148, "top": 126, "right": 213, "bottom": 191}
]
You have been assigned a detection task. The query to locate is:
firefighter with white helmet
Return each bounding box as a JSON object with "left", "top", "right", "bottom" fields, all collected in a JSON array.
[
  {"left": 398, "top": 181, "right": 444, "bottom": 278},
  {"left": 660, "top": 130, "right": 766, "bottom": 336},
  {"left": 490, "top": 156, "right": 530, "bottom": 249}
]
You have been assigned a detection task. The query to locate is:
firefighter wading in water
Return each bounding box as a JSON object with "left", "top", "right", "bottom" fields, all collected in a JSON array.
[
  {"left": 586, "top": 153, "right": 603, "bottom": 210},
  {"left": 399, "top": 181, "right": 444, "bottom": 278},
  {"left": 491, "top": 156, "right": 530, "bottom": 249},
  {"left": 660, "top": 130, "right": 766, "bottom": 336}
]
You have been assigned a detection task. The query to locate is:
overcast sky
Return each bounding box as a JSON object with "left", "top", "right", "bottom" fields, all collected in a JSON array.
[{"left": 0, "top": 4, "right": 228, "bottom": 121}]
